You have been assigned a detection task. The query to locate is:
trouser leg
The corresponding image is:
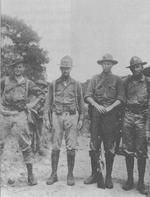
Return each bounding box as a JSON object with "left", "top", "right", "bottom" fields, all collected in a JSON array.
[{"left": 36, "top": 119, "right": 46, "bottom": 155}]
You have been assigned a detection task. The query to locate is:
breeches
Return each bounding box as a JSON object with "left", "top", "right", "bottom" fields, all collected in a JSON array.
[
  {"left": 0, "top": 111, "right": 33, "bottom": 163},
  {"left": 122, "top": 111, "right": 147, "bottom": 158},
  {"left": 51, "top": 112, "right": 79, "bottom": 150},
  {"left": 90, "top": 108, "right": 118, "bottom": 155}
]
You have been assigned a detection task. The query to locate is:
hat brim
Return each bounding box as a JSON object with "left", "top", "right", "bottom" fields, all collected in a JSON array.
[
  {"left": 9, "top": 60, "right": 24, "bottom": 67},
  {"left": 126, "top": 62, "right": 147, "bottom": 68},
  {"left": 97, "top": 59, "right": 118, "bottom": 65}
]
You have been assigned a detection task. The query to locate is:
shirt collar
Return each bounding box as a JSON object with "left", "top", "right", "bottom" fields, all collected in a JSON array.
[
  {"left": 57, "top": 76, "right": 73, "bottom": 83},
  {"left": 101, "top": 71, "right": 112, "bottom": 78},
  {"left": 15, "top": 76, "right": 25, "bottom": 84}
]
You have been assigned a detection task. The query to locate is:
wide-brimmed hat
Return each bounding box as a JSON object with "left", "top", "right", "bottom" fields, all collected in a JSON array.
[
  {"left": 127, "top": 56, "right": 147, "bottom": 68},
  {"left": 97, "top": 53, "right": 118, "bottom": 65},
  {"left": 8, "top": 57, "right": 24, "bottom": 67},
  {"left": 59, "top": 55, "right": 73, "bottom": 68}
]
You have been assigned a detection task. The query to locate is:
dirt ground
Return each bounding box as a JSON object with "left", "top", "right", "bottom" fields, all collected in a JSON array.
[{"left": 1, "top": 132, "right": 150, "bottom": 197}]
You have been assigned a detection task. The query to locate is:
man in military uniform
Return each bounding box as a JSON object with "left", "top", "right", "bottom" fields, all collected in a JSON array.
[
  {"left": 122, "top": 56, "right": 149, "bottom": 195},
  {"left": 84, "top": 54, "right": 125, "bottom": 188},
  {"left": 45, "top": 56, "right": 84, "bottom": 186},
  {"left": 0, "top": 58, "right": 45, "bottom": 186}
]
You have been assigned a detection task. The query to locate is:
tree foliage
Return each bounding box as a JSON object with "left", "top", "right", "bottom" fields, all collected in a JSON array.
[{"left": 1, "top": 15, "right": 49, "bottom": 81}]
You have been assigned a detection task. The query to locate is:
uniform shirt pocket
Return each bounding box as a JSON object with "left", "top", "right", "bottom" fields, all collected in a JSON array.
[
  {"left": 107, "top": 85, "right": 116, "bottom": 98},
  {"left": 94, "top": 85, "right": 105, "bottom": 97}
]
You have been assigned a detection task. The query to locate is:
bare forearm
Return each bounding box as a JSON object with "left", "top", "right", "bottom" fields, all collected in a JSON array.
[
  {"left": 86, "top": 97, "right": 106, "bottom": 114},
  {"left": 107, "top": 100, "right": 121, "bottom": 111},
  {"left": 111, "top": 100, "right": 121, "bottom": 108},
  {"left": 86, "top": 97, "right": 98, "bottom": 107}
]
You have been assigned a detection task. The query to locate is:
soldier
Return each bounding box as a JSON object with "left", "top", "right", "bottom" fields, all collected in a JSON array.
[
  {"left": 0, "top": 58, "right": 45, "bottom": 186},
  {"left": 84, "top": 54, "right": 125, "bottom": 188},
  {"left": 122, "top": 56, "right": 149, "bottom": 195},
  {"left": 44, "top": 56, "right": 84, "bottom": 186}
]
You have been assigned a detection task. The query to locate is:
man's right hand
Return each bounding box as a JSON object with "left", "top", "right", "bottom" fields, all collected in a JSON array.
[{"left": 93, "top": 103, "right": 106, "bottom": 114}]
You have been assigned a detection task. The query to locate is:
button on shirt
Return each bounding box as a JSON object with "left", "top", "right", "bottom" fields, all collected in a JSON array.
[{"left": 85, "top": 72, "right": 125, "bottom": 107}]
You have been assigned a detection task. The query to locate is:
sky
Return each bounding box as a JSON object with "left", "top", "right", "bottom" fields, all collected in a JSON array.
[{"left": 2, "top": 0, "right": 150, "bottom": 82}]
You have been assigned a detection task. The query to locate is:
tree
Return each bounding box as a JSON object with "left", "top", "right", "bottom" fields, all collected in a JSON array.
[{"left": 1, "top": 15, "right": 49, "bottom": 81}]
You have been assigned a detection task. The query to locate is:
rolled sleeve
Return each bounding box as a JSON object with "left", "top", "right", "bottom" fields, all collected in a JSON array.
[{"left": 84, "top": 78, "right": 95, "bottom": 103}]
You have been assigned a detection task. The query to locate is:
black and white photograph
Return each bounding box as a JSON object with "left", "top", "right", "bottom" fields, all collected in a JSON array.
[{"left": 0, "top": 0, "right": 150, "bottom": 196}]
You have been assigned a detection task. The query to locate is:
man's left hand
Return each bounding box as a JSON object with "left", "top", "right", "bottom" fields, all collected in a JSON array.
[{"left": 77, "top": 120, "right": 83, "bottom": 130}]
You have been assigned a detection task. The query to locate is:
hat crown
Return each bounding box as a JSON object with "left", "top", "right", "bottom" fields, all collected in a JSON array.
[
  {"left": 130, "top": 56, "right": 143, "bottom": 66},
  {"left": 102, "top": 53, "right": 114, "bottom": 61},
  {"left": 60, "top": 55, "right": 73, "bottom": 67},
  {"left": 97, "top": 53, "right": 118, "bottom": 65}
]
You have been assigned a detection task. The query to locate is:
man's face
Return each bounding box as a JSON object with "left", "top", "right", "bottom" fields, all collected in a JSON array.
[
  {"left": 60, "top": 67, "right": 72, "bottom": 78},
  {"left": 13, "top": 63, "right": 24, "bottom": 76},
  {"left": 130, "top": 64, "right": 143, "bottom": 76},
  {"left": 101, "top": 61, "right": 113, "bottom": 73}
]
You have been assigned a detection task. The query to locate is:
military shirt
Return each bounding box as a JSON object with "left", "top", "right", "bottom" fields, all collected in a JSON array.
[
  {"left": 46, "top": 77, "right": 84, "bottom": 119},
  {"left": 0, "top": 76, "right": 45, "bottom": 112},
  {"left": 124, "top": 75, "right": 150, "bottom": 107},
  {"left": 85, "top": 72, "right": 125, "bottom": 107}
]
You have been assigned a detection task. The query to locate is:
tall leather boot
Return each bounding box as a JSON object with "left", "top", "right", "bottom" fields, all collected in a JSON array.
[
  {"left": 122, "top": 155, "right": 134, "bottom": 191},
  {"left": 26, "top": 163, "right": 37, "bottom": 186},
  {"left": 46, "top": 150, "right": 60, "bottom": 185},
  {"left": 84, "top": 150, "right": 98, "bottom": 184},
  {"left": 137, "top": 158, "right": 148, "bottom": 195},
  {"left": 105, "top": 152, "right": 114, "bottom": 189},
  {"left": 96, "top": 151, "right": 105, "bottom": 189},
  {"left": 67, "top": 149, "right": 75, "bottom": 186}
]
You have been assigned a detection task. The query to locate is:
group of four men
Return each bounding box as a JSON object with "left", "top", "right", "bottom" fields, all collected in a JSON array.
[{"left": 0, "top": 54, "right": 149, "bottom": 195}]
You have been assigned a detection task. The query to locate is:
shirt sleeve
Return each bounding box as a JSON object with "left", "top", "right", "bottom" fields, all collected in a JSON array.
[
  {"left": 116, "top": 77, "right": 126, "bottom": 104},
  {"left": 84, "top": 77, "right": 95, "bottom": 103}
]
